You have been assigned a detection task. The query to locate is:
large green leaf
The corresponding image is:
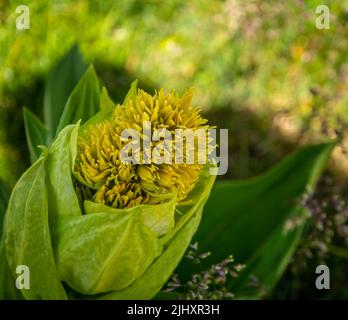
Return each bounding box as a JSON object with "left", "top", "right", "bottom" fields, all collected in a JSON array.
[
  {"left": 4, "top": 156, "right": 67, "bottom": 299},
  {"left": 54, "top": 210, "right": 162, "bottom": 295},
  {"left": 56, "top": 65, "right": 100, "bottom": 134},
  {"left": 23, "top": 108, "right": 48, "bottom": 163},
  {"left": 97, "top": 166, "right": 216, "bottom": 300},
  {"left": 46, "top": 125, "right": 81, "bottom": 219},
  {"left": 176, "top": 141, "right": 336, "bottom": 297},
  {"left": 44, "top": 45, "right": 86, "bottom": 140},
  {"left": 101, "top": 208, "right": 203, "bottom": 300},
  {"left": 56, "top": 165, "right": 214, "bottom": 299},
  {"left": 231, "top": 208, "right": 305, "bottom": 297}
]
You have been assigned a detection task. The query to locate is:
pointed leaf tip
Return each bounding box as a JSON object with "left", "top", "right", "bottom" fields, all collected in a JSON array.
[{"left": 123, "top": 80, "right": 139, "bottom": 105}]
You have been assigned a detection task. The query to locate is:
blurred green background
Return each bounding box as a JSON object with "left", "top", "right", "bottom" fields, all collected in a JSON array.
[{"left": 1, "top": 0, "right": 348, "bottom": 299}]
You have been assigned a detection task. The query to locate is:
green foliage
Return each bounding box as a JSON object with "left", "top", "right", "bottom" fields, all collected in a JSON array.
[
  {"left": 101, "top": 212, "right": 202, "bottom": 300},
  {"left": 55, "top": 206, "right": 163, "bottom": 295},
  {"left": 0, "top": 77, "right": 216, "bottom": 299},
  {"left": 23, "top": 108, "right": 48, "bottom": 163},
  {"left": 1, "top": 124, "right": 215, "bottom": 299},
  {"left": 46, "top": 125, "right": 81, "bottom": 219},
  {"left": 0, "top": 1, "right": 344, "bottom": 298},
  {"left": 1, "top": 0, "right": 347, "bottom": 184},
  {"left": 5, "top": 134, "right": 333, "bottom": 299},
  {"left": 23, "top": 47, "right": 101, "bottom": 163},
  {"left": 176, "top": 141, "right": 336, "bottom": 298},
  {"left": 123, "top": 79, "right": 138, "bottom": 105},
  {"left": 4, "top": 156, "right": 67, "bottom": 299},
  {"left": 56, "top": 65, "right": 100, "bottom": 134},
  {"left": 44, "top": 45, "right": 87, "bottom": 139},
  {"left": 98, "top": 166, "right": 216, "bottom": 300}
]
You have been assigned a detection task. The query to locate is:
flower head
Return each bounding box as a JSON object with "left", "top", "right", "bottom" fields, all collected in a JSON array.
[{"left": 75, "top": 87, "right": 212, "bottom": 209}]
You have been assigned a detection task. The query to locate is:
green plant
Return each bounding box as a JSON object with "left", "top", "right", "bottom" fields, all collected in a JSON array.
[
  {"left": 0, "top": 47, "right": 337, "bottom": 300},
  {"left": 0, "top": 47, "right": 217, "bottom": 298},
  {"left": 175, "top": 140, "right": 336, "bottom": 298}
]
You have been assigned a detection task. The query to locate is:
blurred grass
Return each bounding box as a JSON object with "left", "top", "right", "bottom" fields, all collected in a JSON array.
[{"left": 1, "top": 0, "right": 348, "bottom": 183}]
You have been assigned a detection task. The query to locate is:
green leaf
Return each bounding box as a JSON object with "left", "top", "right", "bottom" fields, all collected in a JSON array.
[
  {"left": 160, "top": 165, "right": 217, "bottom": 245},
  {"left": 56, "top": 133, "right": 216, "bottom": 299},
  {"left": 0, "top": 238, "right": 23, "bottom": 300},
  {"left": 123, "top": 80, "right": 138, "bottom": 105},
  {"left": 177, "top": 141, "right": 336, "bottom": 297},
  {"left": 53, "top": 163, "right": 178, "bottom": 295},
  {"left": 23, "top": 108, "right": 49, "bottom": 163},
  {"left": 78, "top": 87, "right": 115, "bottom": 134},
  {"left": 231, "top": 209, "right": 305, "bottom": 297},
  {"left": 46, "top": 124, "right": 81, "bottom": 219},
  {"left": 58, "top": 166, "right": 215, "bottom": 300},
  {"left": 49, "top": 121, "right": 178, "bottom": 295},
  {"left": 56, "top": 65, "right": 100, "bottom": 135},
  {"left": 84, "top": 192, "right": 177, "bottom": 237},
  {"left": 96, "top": 166, "right": 216, "bottom": 299},
  {"left": 44, "top": 45, "right": 86, "bottom": 139},
  {"left": 54, "top": 210, "right": 162, "bottom": 295},
  {"left": 100, "top": 86, "right": 115, "bottom": 112},
  {"left": 101, "top": 208, "right": 203, "bottom": 300},
  {"left": 4, "top": 156, "right": 67, "bottom": 299}
]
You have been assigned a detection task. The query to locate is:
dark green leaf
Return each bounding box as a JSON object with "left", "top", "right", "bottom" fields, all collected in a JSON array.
[
  {"left": 79, "top": 87, "right": 115, "bottom": 133},
  {"left": 231, "top": 209, "right": 305, "bottom": 297},
  {"left": 44, "top": 44, "right": 86, "bottom": 139},
  {"left": 23, "top": 108, "right": 48, "bottom": 163},
  {"left": 176, "top": 141, "right": 336, "bottom": 297},
  {"left": 56, "top": 65, "right": 100, "bottom": 134}
]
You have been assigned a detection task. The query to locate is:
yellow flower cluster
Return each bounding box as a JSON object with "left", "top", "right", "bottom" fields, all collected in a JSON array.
[{"left": 75, "top": 88, "right": 211, "bottom": 209}]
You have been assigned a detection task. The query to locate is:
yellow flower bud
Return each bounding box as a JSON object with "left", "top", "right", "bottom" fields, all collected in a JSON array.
[{"left": 74, "top": 87, "right": 212, "bottom": 209}]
